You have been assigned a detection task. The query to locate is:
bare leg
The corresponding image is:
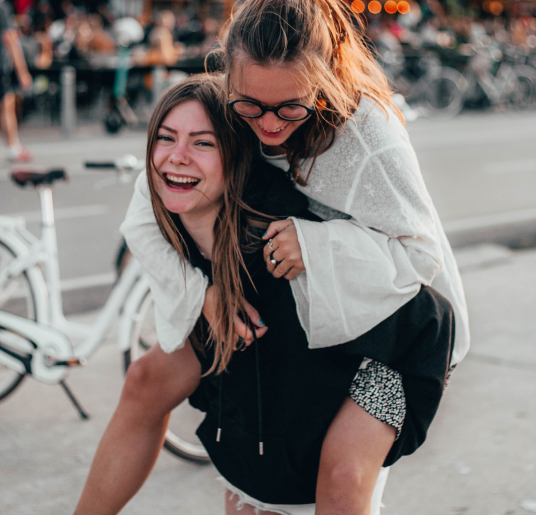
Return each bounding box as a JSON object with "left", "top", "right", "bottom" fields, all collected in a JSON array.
[
  {"left": 74, "top": 341, "right": 201, "bottom": 515},
  {"left": 225, "top": 491, "right": 281, "bottom": 515},
  {"left": 315, "top": 397, "right": 396, "bottom": 515},
  {"left": 1, "top": 92, "right": 20, "bottom": 147}
]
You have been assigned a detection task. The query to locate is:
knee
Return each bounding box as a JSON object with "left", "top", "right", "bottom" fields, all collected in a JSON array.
[
  {"left": 318, "top": 462, "right": 372, "bottom": 515},
  {"left": 122, "top": 357, "right": 160, "bottom": 407}
]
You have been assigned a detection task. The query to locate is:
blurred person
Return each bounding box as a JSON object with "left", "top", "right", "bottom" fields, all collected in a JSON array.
[
  {"left": 0, "top": 0, "right": 33, "bottom": 162},
  {"left": 87, "top": 14, "right": 115, "bottom": 53},
  {"left": 18, "top": 11, "right": 53, "bottom": 69},
  {"left": 133, "top": 10, "right": 181, "bottom": 67}
]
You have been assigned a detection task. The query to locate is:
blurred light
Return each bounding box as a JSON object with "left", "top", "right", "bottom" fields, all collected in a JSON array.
[
  {"left": 482, "top": 0, "right": 491, "bottom": 12},
  {"left": 489, "top": 0, "right": 503, "bottom": 15},
  {"left": 436, "top": 31, "right": 455, "bottom": 46},
  {"left": 397, "top": 1, "right": 411, "bottom": 14},
  {"left": 368, "top": 1, "right": 382, "bottom": 14},
  {"left": 385, "top": 1, "right": 398, "bottom": 13},
  {"left": 351, "top": 0, "right": 366, "bottom": 13}
]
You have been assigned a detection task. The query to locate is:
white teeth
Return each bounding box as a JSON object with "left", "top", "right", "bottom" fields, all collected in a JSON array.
[
  {"left": 166, "top": 175, "right": 200, "bottom": 184},
  {"left": 261, "top": 126, "right": 284, "bottom": 133}
]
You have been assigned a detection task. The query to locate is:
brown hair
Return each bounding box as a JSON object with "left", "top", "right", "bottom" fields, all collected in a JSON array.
[
  {"left": 217, "top": 0, "right": 401, "bottom": 184},
  {"left": 146, "top": 74, "right": 259, "bottom": 374}
]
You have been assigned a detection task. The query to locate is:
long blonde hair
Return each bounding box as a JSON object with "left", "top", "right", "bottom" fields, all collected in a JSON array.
[
  {"left": 216, "top": 0, "right": 401, "bottom": 184},
  {"left": 146, "top": 74, "right": 262, "bottom": 374}
]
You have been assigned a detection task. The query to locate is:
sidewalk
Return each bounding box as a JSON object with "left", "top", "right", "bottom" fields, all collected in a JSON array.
[{"left": 1, "top": 245, "right": 535, "bottom": 515}]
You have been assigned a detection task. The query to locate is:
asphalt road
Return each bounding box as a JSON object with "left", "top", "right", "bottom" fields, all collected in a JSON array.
[{"left": 1, "top": 109, "right": 535, "bottom": 313}]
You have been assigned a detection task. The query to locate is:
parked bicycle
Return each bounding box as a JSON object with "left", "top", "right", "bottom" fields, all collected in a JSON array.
[
  {"left": 399, "top": 43, "right": 534, "bottom": 118},
  {"left": 0, "top": 156, "right": 208, "bottom": 462}
]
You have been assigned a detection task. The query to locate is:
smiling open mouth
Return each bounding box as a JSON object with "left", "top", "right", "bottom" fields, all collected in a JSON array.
[
  {"left": 164, "top": 174, "right": 200, "bottom": 190},
  {"left": 258, "top": 123, "right": 289, "bottom": 137}
]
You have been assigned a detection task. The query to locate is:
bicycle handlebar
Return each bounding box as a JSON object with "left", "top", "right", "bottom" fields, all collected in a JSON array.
[
  {"left": 84, "top": 154, "right": 143, "bottom": 173},
  {"left": 84, "top": 162, "right": 116, "bottom": 169}
]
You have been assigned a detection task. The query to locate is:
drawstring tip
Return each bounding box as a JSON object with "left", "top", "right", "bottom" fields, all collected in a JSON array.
[
  {"left": 259, "top": 442, "right": 264, "bottom": 455},
  {"left": 216, "top": 428, "right": 222, "bottom": 442}
]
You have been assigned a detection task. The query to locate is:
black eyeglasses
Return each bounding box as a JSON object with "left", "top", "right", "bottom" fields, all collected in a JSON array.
[{"left": 228, "top": 99, "right": 315, "bottom": 121}]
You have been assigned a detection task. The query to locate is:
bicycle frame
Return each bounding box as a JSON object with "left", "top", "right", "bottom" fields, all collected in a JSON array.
[{"left": 0, "top": 185, "right": 145, "bottom": 363}]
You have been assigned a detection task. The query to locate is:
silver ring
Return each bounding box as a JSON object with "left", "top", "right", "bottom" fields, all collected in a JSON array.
[
  {"left": 270, "top": 251, "right": 278, "bottom": 265},
  {"left": 268, "top": 238, "right": 274, "bottom": 250}
]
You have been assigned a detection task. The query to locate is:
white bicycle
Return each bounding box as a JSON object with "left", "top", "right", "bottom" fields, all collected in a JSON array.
[{"left": 0, "top": 157, "right": 209, "bottom": 462}]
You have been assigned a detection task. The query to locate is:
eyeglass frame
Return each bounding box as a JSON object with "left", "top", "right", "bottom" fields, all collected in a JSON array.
[{"left": 228, "top": 98, "right": 316, "bottom": 121}]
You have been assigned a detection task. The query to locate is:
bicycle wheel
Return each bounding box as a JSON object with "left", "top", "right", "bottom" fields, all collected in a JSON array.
[
  {"left": 0, "top": 240, "right": 38, "bottom": 400},
  {"left": 506, "top": 66, "right": 536, "bottom": 108},
  {"left": 419, "top": 68, "right": 465, "bottom": 118},
  {"left": 124, "top": 288, "right": 210, "bottom": 462}
]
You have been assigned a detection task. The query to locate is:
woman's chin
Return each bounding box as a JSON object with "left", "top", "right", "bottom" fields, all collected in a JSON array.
[{"left": 162, "top": 198, "right": 190, "bottom": 215}]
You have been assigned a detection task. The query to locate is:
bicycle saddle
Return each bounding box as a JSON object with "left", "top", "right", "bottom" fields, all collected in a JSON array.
[{"left": 11, "top": 168, "right": 68, "bottom": 188}]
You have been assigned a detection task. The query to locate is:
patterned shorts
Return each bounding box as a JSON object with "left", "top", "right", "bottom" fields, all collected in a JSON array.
[{"left": 348, "top": 358, "right": 406, "bottom": 440}]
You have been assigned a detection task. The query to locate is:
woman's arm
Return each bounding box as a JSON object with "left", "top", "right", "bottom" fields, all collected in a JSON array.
[
  {"left": 120, "top": 171, "right": 210, "bottom": 353},
  {"left": 266, "top": 105, "right": 447, "bottom": 349}
]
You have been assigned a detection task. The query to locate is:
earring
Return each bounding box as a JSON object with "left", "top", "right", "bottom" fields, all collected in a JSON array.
[
  {"left": 229, "top": 93, "right": 234, "bottom": 101},
  {"left": 316, "top": 96, "right": 328, "bottom": 111}
]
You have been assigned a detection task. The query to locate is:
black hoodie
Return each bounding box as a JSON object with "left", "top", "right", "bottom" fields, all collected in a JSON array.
[{"left": 174, "top": 159, "right": 454, "bottom": 505}]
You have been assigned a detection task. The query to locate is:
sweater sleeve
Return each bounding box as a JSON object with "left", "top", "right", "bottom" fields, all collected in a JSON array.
[
  {"left": 120, "top": 170, "right": 209, "bottom": 353},
  {"left": 288, "top": 99, "right": 444, "bottom": 348}
]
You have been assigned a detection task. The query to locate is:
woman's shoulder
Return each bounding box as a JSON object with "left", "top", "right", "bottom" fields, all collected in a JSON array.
[{"left": 334, "top": 95, "right": 411, "bottom": 157}]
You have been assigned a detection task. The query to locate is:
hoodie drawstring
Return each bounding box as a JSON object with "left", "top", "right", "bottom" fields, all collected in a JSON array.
[
  {"left": 252, "top": 320, "right": 264, "bottom": 455},
  {"left": 216, "top": 319, "right": 264, "bottom": 456},
  {"left": 216, "top": 373, "right": 223, "bottom": 442}
]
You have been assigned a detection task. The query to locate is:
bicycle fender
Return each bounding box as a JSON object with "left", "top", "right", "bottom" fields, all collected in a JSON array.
[
  {"left": 117, "top": 274, "right": 150, "bottom": 353},
  {"left": 0, "top": 228, "right": 49, "bottom": 325}
]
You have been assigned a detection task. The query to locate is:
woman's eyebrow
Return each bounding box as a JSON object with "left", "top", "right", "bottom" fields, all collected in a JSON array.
[
  {"left": 158, "top": 125, "right": 215, "bottom": 137},
  {"left": 234, "top": 90, "right": 305, "bottom": 104},
  {"left": 159, "top": 124, "right": 176, "bottom": 133},
  {"left": 190, "top": 130, "right": 216, "bottom": 137}
]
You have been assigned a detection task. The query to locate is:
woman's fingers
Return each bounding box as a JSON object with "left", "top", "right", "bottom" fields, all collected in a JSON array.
[
  {"left": 243, "top": 299, "right": 266, "bottom": 329},
  {"left": 233, "top": 313, "right": 268, "bottom": 350},
  {"left": 262, "top": 219, "right": 293, "bottom": 240},
  {"left": 263, "top": 221, "right": 305, "bottom": 278},
  {"left": 269, "top": 251, "right": 295, "bottom": 278}
]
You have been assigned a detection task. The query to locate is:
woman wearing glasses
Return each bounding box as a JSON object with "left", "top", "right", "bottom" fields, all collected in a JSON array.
[{"left": 75, "top": 2, "right": 469, "bottom": 514}]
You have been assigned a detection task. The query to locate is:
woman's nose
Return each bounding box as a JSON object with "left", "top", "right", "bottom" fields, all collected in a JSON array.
[
  {"left": 169, "top": 142, "right": 190, "bottom": 165},
  {"left": 259, "top": 111, "right": 284, "bottom": 130}
]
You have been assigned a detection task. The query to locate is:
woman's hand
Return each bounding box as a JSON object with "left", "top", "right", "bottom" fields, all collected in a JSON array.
[
  {"left": 202, "top": 285, "right": 268, "bottom": 350},
  {"left": 262, "top": 220, "right": 305, "bottom": 280}
]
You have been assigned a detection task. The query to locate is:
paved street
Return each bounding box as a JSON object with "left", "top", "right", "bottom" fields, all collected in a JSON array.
[{"left": 1, "top": 244, "right": 535, "bottom": 514}]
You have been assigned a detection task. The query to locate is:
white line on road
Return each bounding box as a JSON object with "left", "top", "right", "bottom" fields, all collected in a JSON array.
[
  {"left": 443, "top": 207, "right": 536, "bottom": 233},
  {"left": 483, "top": 159, "right": 536, "bottom": 174},
  {"left": 5, "top": 204, "right": 110, "bottom": 223},
  {"left": 410, "top": 125, "right": 536, "bottom": 151},
  {"left": 61, "top": 272, "right": 116, "bottom": 292}
]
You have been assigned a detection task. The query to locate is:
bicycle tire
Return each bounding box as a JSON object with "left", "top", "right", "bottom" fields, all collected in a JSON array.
[
  {"left": 419, "top": 67, "right": 466, "bottom": 119},
  {"left": 0, "top": 239, "right": 39, "bottom": 400},
  {"left": 123, "top": 287, "right": 210, "bottom": 463},
  {"left": 507, "top": 66, "right": 536, "bottom": 108}
]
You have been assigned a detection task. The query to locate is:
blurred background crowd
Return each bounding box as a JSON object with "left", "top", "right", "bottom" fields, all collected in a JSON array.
[{"left": 3, "top": 0, "right": 536, "bottom": 134}]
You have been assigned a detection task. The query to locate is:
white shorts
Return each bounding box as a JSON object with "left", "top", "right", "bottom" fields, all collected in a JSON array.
[{"left": 219, "top": 467, "right": 390, "bottom": 515}]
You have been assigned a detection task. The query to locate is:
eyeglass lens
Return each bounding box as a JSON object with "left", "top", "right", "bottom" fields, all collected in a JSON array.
[{"left": 232, "top": 101, "right": 308, "bottom": 121}]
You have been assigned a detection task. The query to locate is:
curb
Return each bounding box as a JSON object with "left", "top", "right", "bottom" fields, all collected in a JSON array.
[{"left": 444, "top": 208, "right": 536, "bottom": 249}]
